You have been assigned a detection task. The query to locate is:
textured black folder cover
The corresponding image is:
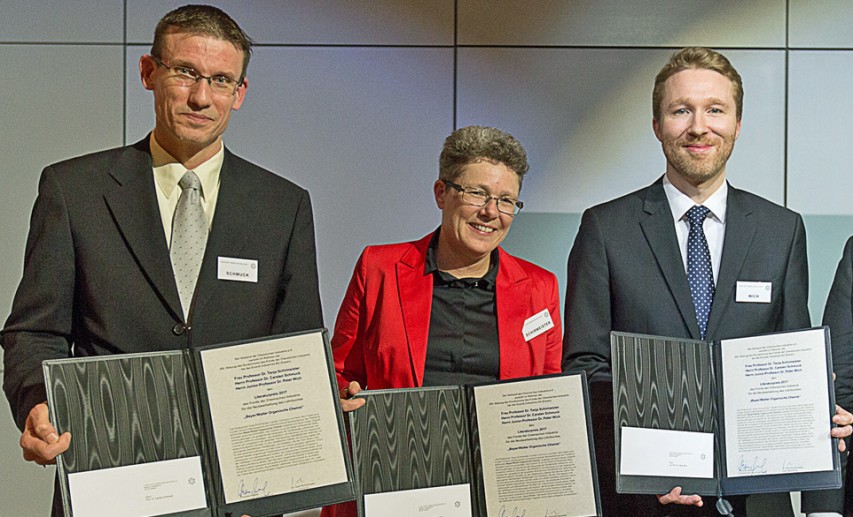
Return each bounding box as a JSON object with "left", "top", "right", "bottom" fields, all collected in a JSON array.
[
  {"left": 45, "top": 351, "right": 210, "bottom": 517},
  {"left": 350, "top": 386, "right": 471, "bottom": 517},
  {"left": 612, "top": 333, "right": 719, "bottom": 496}
]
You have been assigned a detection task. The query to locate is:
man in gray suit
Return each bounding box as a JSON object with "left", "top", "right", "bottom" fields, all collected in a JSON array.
[
  {"left": 824, "top": 236, "right": 853, "bottom": 514},
  {"left": 563, "top": 47, "right": 851, "bottom": 516},
  {"left": 1, "top": 5, "right": 322, "bottom": 511}
]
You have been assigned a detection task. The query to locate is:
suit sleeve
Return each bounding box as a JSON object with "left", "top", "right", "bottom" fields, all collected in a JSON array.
[
  {"left": 271, "top": 189, "right": 324, "bottom": 333},
  {"left": 2, "top": 167, "right": 75, "bottom": 431},
  {"left": 826, "top": 237, "right": 853, "bottom": 411},
  {"left": 780, "top": 214, "right": 812, "bottom": 331},
  {"left": 563, "top": 208, "right": 613, "bottom": 380},
  {"left": 331, "top": 250, "right": 368, "bottom": 391}
]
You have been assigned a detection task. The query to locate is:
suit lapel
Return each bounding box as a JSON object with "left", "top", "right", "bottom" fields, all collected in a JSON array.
[
  {"left": 496, "top": 250, "right": 532, "bottom": 379},
  {"left": 639, "top": 181, "right": 702, "bottom": 339},
  {"left": 397, "top": 237, "right": 433, "bottom": 386},
  {"left": 705, "top": 185, "right": 757, "bottom": 339},
  {"left": 190, "top": 149, "right": 255, "bottom": 320},
  {"left": 103, "top": 138, "right": 182, "bottom": 320}
]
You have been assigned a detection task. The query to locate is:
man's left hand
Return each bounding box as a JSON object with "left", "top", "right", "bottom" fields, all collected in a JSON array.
[{"left": 832, "top": 404, "right": 853, "bottom": 452}]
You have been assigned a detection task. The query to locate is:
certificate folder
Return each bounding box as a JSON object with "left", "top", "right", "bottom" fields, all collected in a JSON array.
[
  {"left": 44, "top": 329, "right": 355, "bottom": 517},
  {"left": 349, "top": 373, "right": 602, "bottom": 517},
  {"left": 611, "top": 327, "right": 841, "bottom": 498}
]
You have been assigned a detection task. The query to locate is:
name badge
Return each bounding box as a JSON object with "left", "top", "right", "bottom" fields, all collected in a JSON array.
[
  {"left": 217, "top": 257, "right": 258, "bottom": 283},
  {"left": 522, "top": 309, "right": 555, "bottom": 341},
  {"left": 735, "top": 281, "right": 771, "bottom": 303}
]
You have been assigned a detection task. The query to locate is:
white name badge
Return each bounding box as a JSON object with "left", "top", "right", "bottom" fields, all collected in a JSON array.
[
  {"left": 735, "top": 281, "right": 771, "bottom": 303},
  {"left": 522, "top": 308, "right": 555, "bottom": 341},
  {"left": 217, "top": 257, "right": 258, "bottom": 283}
]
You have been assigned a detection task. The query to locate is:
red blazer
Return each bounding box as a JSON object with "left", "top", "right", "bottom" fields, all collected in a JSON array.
[
  {"left": 325, "top": 233, "right": 562, "bottom": 517},
  {"left": 332, "top": 232, "right": 562, "bottom": 392}
]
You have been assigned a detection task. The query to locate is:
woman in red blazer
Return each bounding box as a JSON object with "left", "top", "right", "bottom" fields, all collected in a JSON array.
[{"left": 323, "top": 126, "right": 562, "bottom": 517}]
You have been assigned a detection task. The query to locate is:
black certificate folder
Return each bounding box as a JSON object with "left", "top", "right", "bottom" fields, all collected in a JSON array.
[
  {"left": 350, "top": 374, "right": 602, "bottom": 517},
  {"left": 611, "top": 328, "right": 841, "bottom": 498},
  {"left": 43, "top": 329, "right": 355, "bottom": 517}
]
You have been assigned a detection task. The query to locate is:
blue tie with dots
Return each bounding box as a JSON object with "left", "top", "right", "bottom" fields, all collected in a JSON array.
[
  {"left": 686, "top": 205, "right": 714, "bottom": 339},
  {"left": 171, "top": 171, "right": 208, "bottom": 321}
]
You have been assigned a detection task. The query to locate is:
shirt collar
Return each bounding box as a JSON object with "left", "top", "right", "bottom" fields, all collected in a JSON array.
[
  {"left": 150, "top": 133, "right": 224, "bottom": 201},
  {"left": 424, "top": 229, "right": 499, "bottom": 289},
  {"left": 662, "top": 174, "right": 728, "bottom": 224}
]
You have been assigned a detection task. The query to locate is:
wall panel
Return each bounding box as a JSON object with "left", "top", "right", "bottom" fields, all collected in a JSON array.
[
  {"left": 0, "top": 0, "right": 122, "bottom": 43},
  {"left": 127, "top": 0, "right": 454, "bottom": 45},
  {"left": 458, "top": 0, "right": 786, "bottom": 47},
  {"left": 788, "top": 51, "right": 853, "bottom": 215}
]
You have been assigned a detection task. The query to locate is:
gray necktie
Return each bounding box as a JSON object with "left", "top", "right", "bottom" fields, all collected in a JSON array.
[{"left": 171, "top": 171, "right": 208, "bottom": 320}]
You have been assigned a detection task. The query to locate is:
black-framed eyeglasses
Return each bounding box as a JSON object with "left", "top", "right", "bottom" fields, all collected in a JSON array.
[
  {"left": 443, "top": 180, "right": 523, "bottom": 216},
  {"left": 151, "top": 55, "right": 243, "bottom": 95}
]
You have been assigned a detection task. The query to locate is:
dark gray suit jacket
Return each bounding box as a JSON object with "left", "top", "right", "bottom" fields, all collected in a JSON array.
[
  {"left": 823, "top": 236, "right": 853, "bottom": 513},
  {"left": 563, "top": 178, "right": 810, "bottom": 517},
  {"left": 564, "top": 178, "right": 810, "bottom": 377},
  {"left": 2, "top": 137, "right": 323, "bottom": 431},
  {"left": 827, "top": 236, "right": 853, "bottom": 412}
]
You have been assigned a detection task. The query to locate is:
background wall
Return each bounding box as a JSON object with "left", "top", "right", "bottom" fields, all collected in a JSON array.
[{"left": 1, "top": 1, "right": 851, "bottom": 514}]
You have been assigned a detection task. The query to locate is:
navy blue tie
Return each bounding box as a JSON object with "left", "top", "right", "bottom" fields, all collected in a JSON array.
[{"left": 686, "top": 205, "right": 714, "bottom": 339}]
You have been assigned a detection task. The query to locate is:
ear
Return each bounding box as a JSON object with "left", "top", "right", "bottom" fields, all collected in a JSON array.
[
  {"left": 231, "top": 77, "right": 248, "bottom": 111},
  {"left": 734, "top": 118, "right": 742, "bottom": 140},
  {"left": 434, "top": 180, "right": 447, "bottom": 209},
  {"left": 652, "top": 117, "right": 663, "bottom": 142},
  {"left": 139, "top": 55, "right": 157, "bottom": 91}
]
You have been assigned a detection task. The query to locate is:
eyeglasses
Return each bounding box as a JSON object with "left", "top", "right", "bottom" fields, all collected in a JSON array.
[
  {"left": 151, "top": 55, "right": 243, "bottom": 95},
  {"left": 443, "top": 180, "right": 523, "bottom": 216}
]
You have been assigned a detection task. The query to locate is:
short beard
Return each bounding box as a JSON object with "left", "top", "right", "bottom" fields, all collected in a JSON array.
[{"left": 662, "top": 136, "right": 735, "bottom": 184}]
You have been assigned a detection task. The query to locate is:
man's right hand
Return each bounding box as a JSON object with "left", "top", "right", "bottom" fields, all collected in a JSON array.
[{"left": 21, "top": 402, "right": 70, "bottom": 465}]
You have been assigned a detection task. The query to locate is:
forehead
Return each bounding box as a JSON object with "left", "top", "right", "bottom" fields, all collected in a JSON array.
[
  {"left": 457, "top": 160, "right": 520, "bottom": 194},
  {"left": 662, "top": 68, "right": 736, "bottom": 106},
  {"left": 160, "top": 32, "right": 244, "bottom": 73}
]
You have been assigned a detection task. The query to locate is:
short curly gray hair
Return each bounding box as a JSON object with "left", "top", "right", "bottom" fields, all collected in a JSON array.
[{"left": 439, "top": 126, "right": 529, "bottom": 189}]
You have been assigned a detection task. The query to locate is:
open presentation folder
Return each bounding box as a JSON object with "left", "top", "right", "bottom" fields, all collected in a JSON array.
[
  {"left": 611, "top": 327, "right": 841, "bottom": 498},
  {"left": 43, "top": 329, "right": 355, "bottom": 517},
  {"left": 349, "top": 373, "right": 602, "bottom": 517}
]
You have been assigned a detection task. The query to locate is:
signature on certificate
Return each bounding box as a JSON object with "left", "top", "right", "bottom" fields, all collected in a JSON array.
[
  {"left": 737, "top": 455, "right": 768, "bottom": 474},
  {"left": 291, "top": 476, "right": 316, "bottom": 490},
  {"left": 237, "top": 477, "right": 270, "bottom": 498},
  {"left": 498, "top": 504, "right": 527, "bottom": 517}
]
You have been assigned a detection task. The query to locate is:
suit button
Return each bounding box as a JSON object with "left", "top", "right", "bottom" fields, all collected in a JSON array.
[{"left": 172, "top": 324, "right": 186, "bottom": 336}]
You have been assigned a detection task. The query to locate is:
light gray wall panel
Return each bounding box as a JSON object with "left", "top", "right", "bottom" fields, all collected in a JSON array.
[
  {"left": 0, "top": 370, "right": 57, "bottom": 515},
  {"left": 458, "top": 0, "right": 785, "bottom": 47},
  {"left": 788, "top": 51, "right": 853, "bottom": 215},
  {"left": 0, "top": 46, "right": 122, "bottom": 516},
  {"left": 0, "top": 0, "right": 123, "bottom": 43},
  {"left": 0, "top": 45, "right": 125, "bottom": 365},
  {"left": 126, "top": 46, "right": 454, "bottom": 325},
  {"left": 457, "top": 48, "right": 785, "bottom": 214},
  {"left": 127, "top": 0, "right": 454, "bottom": 45},
  {"left": 790, "top": 0, "right": 853, "bottom": 48}
]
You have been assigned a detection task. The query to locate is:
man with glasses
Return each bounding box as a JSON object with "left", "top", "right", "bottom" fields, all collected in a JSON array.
[
  {"left": 563, "top": 47, "right": 852, "bottom": 516},
  {"left": 1, "top": 6, "right": 322, "bottom": 513},
  {"left": 325, "top": 125, "right": 562, "bottom": 517}
]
